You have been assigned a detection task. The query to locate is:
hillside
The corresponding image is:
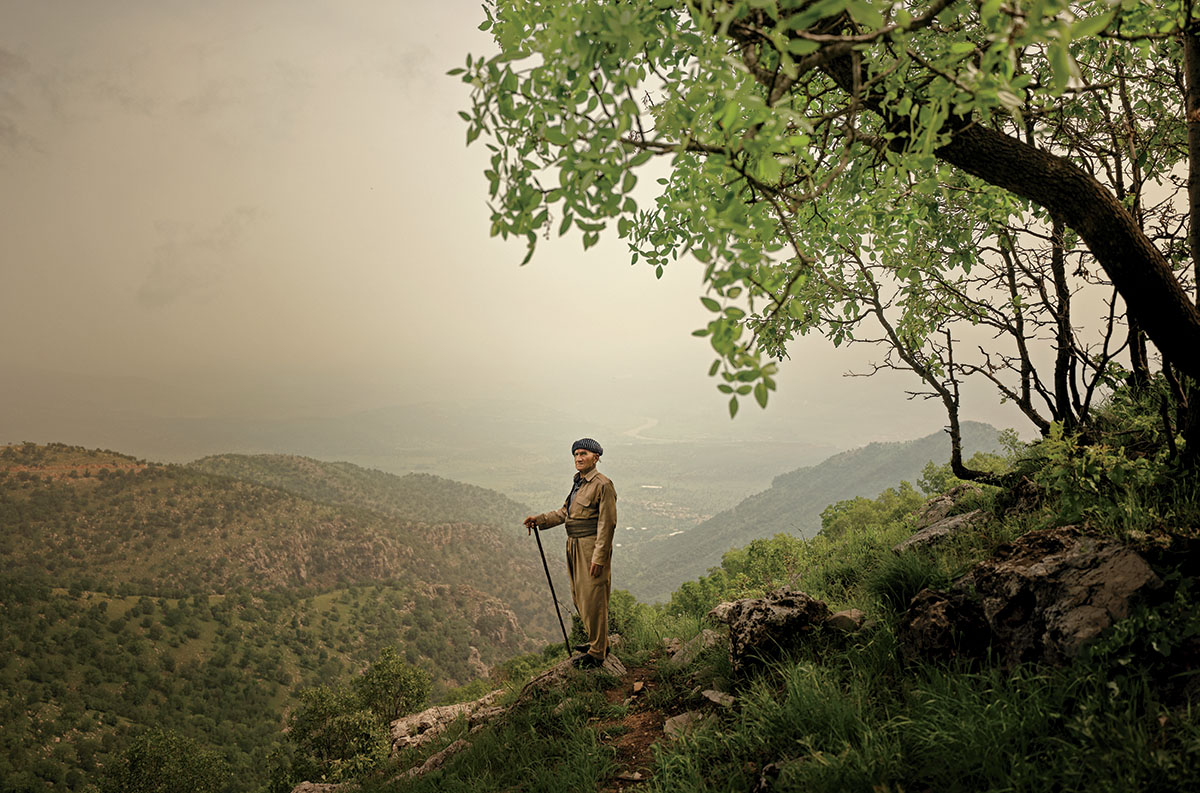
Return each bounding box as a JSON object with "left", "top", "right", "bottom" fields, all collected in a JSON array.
[
  {"left": 622, "top": 422, "right": 1003, "bottom": 602},
  {"left": 0, "top": 442, "right": 561, "bottom": 793}
]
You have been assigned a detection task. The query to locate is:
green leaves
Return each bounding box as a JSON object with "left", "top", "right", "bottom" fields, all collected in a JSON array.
[{"left": 458, "top": 0, "right": 1181, "bottom": 427}]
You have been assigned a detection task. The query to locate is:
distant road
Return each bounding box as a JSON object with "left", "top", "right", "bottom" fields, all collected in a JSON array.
[{"left": 623, "top": 417, "right": 682, "bottom": 443}]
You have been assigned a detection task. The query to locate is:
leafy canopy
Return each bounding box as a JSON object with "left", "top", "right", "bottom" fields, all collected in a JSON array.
[{"left": 456, "top": 0, "right": 1197, "bottom": 418}]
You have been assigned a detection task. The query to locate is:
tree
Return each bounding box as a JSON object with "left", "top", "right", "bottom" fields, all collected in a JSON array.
[
  {"left": 458, "top": 0, "right": 1200, "bottom": 470},
  {"left": 99, "top": 728, "right": 231, "bottom": 793},
  {"left": 287, "top": 685, "right": 389, "bottom": 783},
  {"left": 350, "top": 645, "right": 431, "bottom": 723}
]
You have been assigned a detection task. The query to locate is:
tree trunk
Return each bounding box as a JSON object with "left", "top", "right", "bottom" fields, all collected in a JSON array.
[
  {"left": 814, "top": 45, "right": 1200, "bottom": 383},
  {"left": 932, "top": 124, "right": 1200, "bottom": 383}
]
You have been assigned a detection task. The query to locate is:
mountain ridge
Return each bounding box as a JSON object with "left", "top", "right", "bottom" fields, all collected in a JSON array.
[{"left": 623, "top": 421, "right": 1004, "bottom": 601}]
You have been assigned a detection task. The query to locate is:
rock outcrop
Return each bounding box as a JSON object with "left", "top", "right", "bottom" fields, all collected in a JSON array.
[
  {"left": 826, "top": 608, "right": 866, "bottom": 633},
  {"left": 389, "top": 690, "right": 505, "bottom": 754},
  {"left": 894, "top": 484, "right": 989, "bottom": 553},
  {"left": 667, "top": 629, "right": 722, "bottom": 667},
  {"left": 899, "top": 525, "right": 1162, "bottom": 666},
  {"left": 404, "top": 738, "right": 469, "bottom": 778},
  {"left": 893, "top": 509, "right": 986, "bottom": 553},
  {"left": 515, "top": 653, "right": 627, "bottom": 705},
  {"left": 911, "top": 483, "right": 982, "bottom": 528},
  {"left": 707, "top": 588, "right": 831, "bottom": 672}
]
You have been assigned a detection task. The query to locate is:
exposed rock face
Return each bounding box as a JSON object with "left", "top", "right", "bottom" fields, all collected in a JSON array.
[
  {"left": 466, "top": 645, "right": 490, "bottom": 678},
  {"left": 707, "top": 588, "right": 831, "bottom": 672},
  {"left": 664, "top": 710, "right": 706, "bottom": 738},
  {"left": 896, "top": 589, "right": 989, "bottom": 664},
  {"left": 405, "top": 738, "right": 469, "bottom": 778},
  {"left": 701, "top": 689, "right": 736, "bottom": 708},
  {"left": 826, "top": 608, "right": 866, "bottom": 633},
  {"left": 899, "top": 526, "right": 1162, "bottom": 666},
  {"left": 669, "top": 629, "right": 723, "bottom": 667},
  {"left": 289, "top": 784, "right": 341, "bottom": 793},
  {"left": 515, "top": 653, "right": 627, "bottom": 705},
  {"left": 893, "top": 509, "right": 986, "bottom": 553},
  {"left": 911, "top": 484, "right": 982, "bottom": 528},
  {"left": 389, "top": 690, "right": 505, "bottom": 754}
]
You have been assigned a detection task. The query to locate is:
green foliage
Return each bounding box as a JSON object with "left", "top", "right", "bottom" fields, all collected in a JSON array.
[
  {"left": 361, "top": 680, "right": 617, "bottom": 793},
  {"left": 1032, "top": 422, "right": 1161, "bottom": 529},
  {"left": 288, "top": 685, "right": 390, "bottom": 783},
  {"left": 1025, "top": 380, "right": 1200, "bottom": 533},
  {"left": 458, "top": 0, "right": 1197, "bottom": 434},
  {"left": 864, "top": 551, "right": 952, "bottom": 613},
  {"left": 918, "top": 447, "right": 1010, "bottom": 496},
  {"left": 0, "top": 443, "right": 549, "bottom": 793},
  {"left": 99, "top": 728, "right": 231, "bottom": 793},
  {"left": 351, "top": 646, "right": 431, "bottom": 723},
  {"left": 819, "top": 481, "right": 924, "bottom": 540}
]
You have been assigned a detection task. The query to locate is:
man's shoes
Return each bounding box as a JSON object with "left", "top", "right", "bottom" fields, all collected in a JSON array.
[
  {"left": 571, "top": 652, "right": 604, "bottom": 670},
  {"left": 574, "top": 643, "right": 608, "bottom": 656}
]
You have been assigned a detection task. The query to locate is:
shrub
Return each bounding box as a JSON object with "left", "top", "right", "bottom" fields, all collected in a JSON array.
[
  {"left": 99, "top": 728, "right": 231, "bottom": 793},
  {"left": 351, "top": 646, "right": 430, "bottom": 723}
]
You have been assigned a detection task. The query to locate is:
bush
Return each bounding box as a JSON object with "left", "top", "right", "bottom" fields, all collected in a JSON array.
[
  {"left": 352, "top": 646, "right": 430, "bottom": 723},
  {"left": 287, "top": 685, "right": 389, "bottom": 783},
  {"left": 99, "top": 728, "right": 231, "bottom": 793}
]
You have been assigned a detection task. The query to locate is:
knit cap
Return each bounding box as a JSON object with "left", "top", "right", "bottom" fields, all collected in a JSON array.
[{"left": 571, "top": 438, "right": 604, "bottom": 456}]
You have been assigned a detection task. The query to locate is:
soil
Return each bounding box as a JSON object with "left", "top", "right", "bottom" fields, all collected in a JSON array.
[{"left": 595, "top": 660, "right": 670, "bottom": 791}]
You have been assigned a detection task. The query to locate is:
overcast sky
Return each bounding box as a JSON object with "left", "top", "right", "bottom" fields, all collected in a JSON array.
[{"left": 0, "top": 0, "right": 1029, "bottom": 450}]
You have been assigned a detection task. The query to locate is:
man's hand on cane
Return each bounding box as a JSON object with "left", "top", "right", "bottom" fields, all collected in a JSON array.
[{"left": 524, "top": 516, "right": 537, "bottom": 535}]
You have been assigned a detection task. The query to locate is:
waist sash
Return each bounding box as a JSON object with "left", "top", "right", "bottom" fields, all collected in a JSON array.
[{"left": 565, "top": 518, "right": 598, "bottom": 538}]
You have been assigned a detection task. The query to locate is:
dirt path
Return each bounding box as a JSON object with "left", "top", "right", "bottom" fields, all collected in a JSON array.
[{"left": 596, "top": 660, "right": 668, "bottom": 791}]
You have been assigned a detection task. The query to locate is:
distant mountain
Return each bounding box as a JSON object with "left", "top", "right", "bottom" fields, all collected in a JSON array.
[
  {"left": 624, "top": 422, "right": 1003, "bottom": 602},
  {"left": 0, "top": 442, "right": 560, "bottom": 641}
]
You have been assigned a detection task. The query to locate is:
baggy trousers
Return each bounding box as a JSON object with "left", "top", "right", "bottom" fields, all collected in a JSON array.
[{"left": 566, "top": 534, "right": 610, "bottom": 659}]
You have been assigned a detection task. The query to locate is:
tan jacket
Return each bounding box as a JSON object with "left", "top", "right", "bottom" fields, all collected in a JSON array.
[{"left": 535, "top": 467, "right": 617, "bottom": 567}]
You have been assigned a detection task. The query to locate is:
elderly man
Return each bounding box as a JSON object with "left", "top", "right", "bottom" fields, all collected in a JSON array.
[{"left": 524, "top": 438, "right": 618, "bottom": 669}]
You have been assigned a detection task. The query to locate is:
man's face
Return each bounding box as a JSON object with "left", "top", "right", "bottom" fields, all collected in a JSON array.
[{"left": 574, "top": 449, "right": 599, "bottom": 471}]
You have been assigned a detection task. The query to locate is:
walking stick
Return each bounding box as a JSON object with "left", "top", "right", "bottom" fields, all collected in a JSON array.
[{"left": 531, "top": 523, "right": 573, "bottom": 656}]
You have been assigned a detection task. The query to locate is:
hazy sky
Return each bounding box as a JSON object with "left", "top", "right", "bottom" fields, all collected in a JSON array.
[{"left": 0, "top": 0, "right": 1028, "bottom": 450}]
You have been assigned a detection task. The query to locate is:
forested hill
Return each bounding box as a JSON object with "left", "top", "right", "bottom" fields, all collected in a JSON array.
[
  {"left": 188, "top": 453, "right": 529, "bottom": 529},
  {"left": 627, "top": 422, "right": 1004, "bottom": 602},
  {"left": 0, "top": 442, "right": 562, "bottom": 792}
]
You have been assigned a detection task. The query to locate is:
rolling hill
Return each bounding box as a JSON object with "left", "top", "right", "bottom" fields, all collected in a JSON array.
[{"left": 0, "top": 442, "right": 564, "bottom": 793}]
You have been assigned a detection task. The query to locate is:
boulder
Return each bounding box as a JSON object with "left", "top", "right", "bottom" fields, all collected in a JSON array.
[
  {"left": 912, "top": 484, "right": 982, "bottom": 529},
  {"left": 825, "top": 608, "right": 866, "bottom": 633},
  {"left": 669, "top": 629, "right": 723, "bottom": 667},
  {"left": 896, "top": 589, "right": 989, "bottom": 664},
  {"left": 406, "top": 738, "right": 469, "bottom": 778},
  {"left": 515, "top": 653, "right": 626, "bottom": 705},
  {"left": 701, "top": 689, "right": 735, "bottom": 708},
  {"left": 389, "top": 690, "right": 504, "bottom": 753},
  {"left": 707, "top": 588, "right": 831, "bottom": 673},
  {"left": 899, "top": 525, "right": 1162, "bottom": 666},
  {"left": 893, "top": 509, "right": 985, "bottom": 554},
  {"left": 289, "top": 784, "right": 341, "bottom": 793}
]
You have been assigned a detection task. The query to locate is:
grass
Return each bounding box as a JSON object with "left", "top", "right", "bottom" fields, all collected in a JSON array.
[{"left": 358, "top": 674, "right": 621, "bottom": 793}]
